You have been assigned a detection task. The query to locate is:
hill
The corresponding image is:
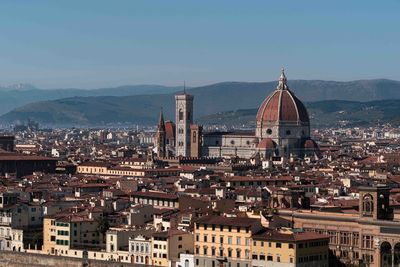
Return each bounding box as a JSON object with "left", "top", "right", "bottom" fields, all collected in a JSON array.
[
  {"left": 198, "top": 100, "right": 400, "bottom": 128},
  {"left": 0, "top": 85, "right": 181, "bottom": 115},
  {"left": 0, "top": 79, "right": 400, "bottom": 117},
  {"left": 2, "top": 96, "right": 400, "bottom": 128},
  {"left": 2, "top": 79, "right": 400, "bottom": 126}
]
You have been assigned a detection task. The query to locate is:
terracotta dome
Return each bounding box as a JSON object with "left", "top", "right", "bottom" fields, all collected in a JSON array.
[
  {"left": 257, "top": 138, "right": 277, "bottom": 149},
  {"left": 304, "top": 139, "right": 319, "bottom": 150},
  {"left": 165, "top": 121, "right": 175, "bottom": 139},
  {"left": 256, "top": 69, "right": 309, "bottom": 124}
]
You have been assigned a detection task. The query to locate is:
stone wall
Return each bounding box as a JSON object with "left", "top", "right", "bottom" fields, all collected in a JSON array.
[{"left": 0, "top": 251, "right": 140, "bottom": 267}]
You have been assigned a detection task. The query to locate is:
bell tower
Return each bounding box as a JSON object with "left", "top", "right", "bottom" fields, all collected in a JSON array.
[
  {"left": 359, "top": 185, "right": 393, "bottom": 220},
  {"left": 175, "top": 87, "right": 193, "bottom": 157},
  {"left": 155, "top": 108, "right": 166, "bottom": 158}
]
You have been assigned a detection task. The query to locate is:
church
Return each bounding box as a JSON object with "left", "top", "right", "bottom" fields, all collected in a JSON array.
[{"left": 155, "top": 69, "right": 319, "bottom": 160}]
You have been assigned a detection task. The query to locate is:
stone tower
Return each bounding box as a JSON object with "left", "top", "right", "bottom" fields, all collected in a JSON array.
[
  {"left": 175, "top": 90, "right": 193, "bottom": 157},
  {"left": 155, "top": 109, "right": 166, "bottom": 158},
  {"left": 190, "top": 124, "right": 202, "bottom": 158}
]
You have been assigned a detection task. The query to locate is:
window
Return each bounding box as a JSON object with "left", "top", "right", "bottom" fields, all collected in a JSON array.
[
  {"left": 363, "top": 235, "right": 373, "bottom": 249},
  {"left": 236, "top": 237, "right": 241, "bottom": 245},
  {"left": 236, "top": 250, "right": 241, "bottom": 258},
  {"left": 362, "top": 194, "right": 374, "bottom": 216},
  {"left": 204, "top": 235, "right": 208, "bottom": 242},
  {"left": 252, "top": 254, "right": 258, "bottom": 260},
  {"left": 328, "top": 231, "right": 337, "bottom": 244},
  {"left": 340, "top": 232, "right": 350, "bottom": 245},
  {"left": 267, "top": 255, "right": 273, "bottom": 261},
  {"left": 220, "top": 236, "right": 224, "bottom": 244},
  {"left": 259, "top": 255, "right": 265, "bottom": 260},
  {"left": 289, "top": 243, "right": 294, "bottom": 249},
  {"left": 228, "top": 236, "right": 232, "bottom": 244},
  {"left": 192, "top": 131, "right": 197, "bottom": 143},
  {"left": 353, "top": 232, "right": 360, "bottom": 246},
  {"left": 266, "top": 129, "right": 272, "bottom": 135},
  {"left": 286, "top": 130, "right": 291, "bottom": 135},
  {"left": 276, "top": 243, "right": 282, "bottom": 248},
  {"left": 179, "top": 110, "right": 183, "bottom": 121}
]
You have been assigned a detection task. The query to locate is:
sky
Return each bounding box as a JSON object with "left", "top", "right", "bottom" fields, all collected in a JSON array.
[{"left": 0, "top": 0, "right": 399, "bottom": 89}]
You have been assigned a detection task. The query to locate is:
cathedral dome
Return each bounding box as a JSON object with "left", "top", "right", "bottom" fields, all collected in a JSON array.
[{"left": 256, "top": 69, "right": 309, "bottom": 124}]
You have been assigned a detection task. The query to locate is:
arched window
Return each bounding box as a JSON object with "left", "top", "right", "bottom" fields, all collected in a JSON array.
[
  {"left": 363, "top": 194, "right": 374, "bottom": 216},
  {"left": 179, "top": 109, "right": 183, "bottom": 121},
  {"left": 185, "top": 259, "right": 189, "bottom": 267}
]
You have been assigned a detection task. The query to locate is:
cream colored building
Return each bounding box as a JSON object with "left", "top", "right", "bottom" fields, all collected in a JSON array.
[
  {"left": 152, "top": 229, "right": 194, "bottom": 267},
  {"left": 251, "top": 228, "right": 329, "bottom": 267},
  {"left": 42, "top": 214, "right": 103, "bottom": 256},
  {"left": 194, "top": 215, "right": 263, "bottom": 267}
]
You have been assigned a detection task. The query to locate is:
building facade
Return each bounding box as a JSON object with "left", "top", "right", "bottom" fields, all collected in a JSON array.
[{"left": 278, "top": 186, "right": 400, "bottom": 266}]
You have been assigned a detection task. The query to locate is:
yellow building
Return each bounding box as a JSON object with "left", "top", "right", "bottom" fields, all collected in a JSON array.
[
  {"left": 152, "top": 229, "right": 194, "bottom": 267},
  {"left": 194, "top": 215, "right": 263, "bottom": 267},
  {"left": 251, "top": 228, "right": 329, "bottom": 267},
  {"left": 42, "top": 213, "right": 103, "bottom": 256},
  {"left": 42, "top": 217, "right": 57, "bottom": 254}
]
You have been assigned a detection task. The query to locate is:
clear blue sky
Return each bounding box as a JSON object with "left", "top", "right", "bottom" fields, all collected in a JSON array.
[{"left": 0, "top": 0, "right": 399, "bottom": 89}]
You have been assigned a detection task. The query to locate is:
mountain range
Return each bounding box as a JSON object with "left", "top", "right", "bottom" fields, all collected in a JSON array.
[
  {"left": 0, "top": 84, "right": 182, "bottom": 115},
  {"left": 1, "top": 79, "right": 400, "bottom": 127},
  {"left": 198, "top": 100, "right": 400, "bottom": 128}
]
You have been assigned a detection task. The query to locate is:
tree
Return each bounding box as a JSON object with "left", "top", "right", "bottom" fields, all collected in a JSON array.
[{"left": 96, "top": 216, "right": 110, "bottom": 244}]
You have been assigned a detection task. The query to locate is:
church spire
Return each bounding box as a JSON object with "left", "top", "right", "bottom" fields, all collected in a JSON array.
[
  {"left": 278, "top": 68, "right": 288, "bottom": 90},
  {"left": 158, "top": 107, "right": 165, "bottom": 130}
]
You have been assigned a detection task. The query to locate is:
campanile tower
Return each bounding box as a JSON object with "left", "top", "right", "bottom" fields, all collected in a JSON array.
[{"left": 175, "top": 89, "right": 193, "bottom": 157}]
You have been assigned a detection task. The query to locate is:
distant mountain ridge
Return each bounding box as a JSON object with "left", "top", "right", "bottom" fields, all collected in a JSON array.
[
  {"left": 1, "top": 79, "right": 400, "bottom": 126},
  {"left": 0, "top": 84, "right": 182, "bottom": 115},
  {"left": 198, "top": 99, "right": 400, "bottom": 127},
  {"left": 0, "top": 79, "right": 400, "bottom": 117}
]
